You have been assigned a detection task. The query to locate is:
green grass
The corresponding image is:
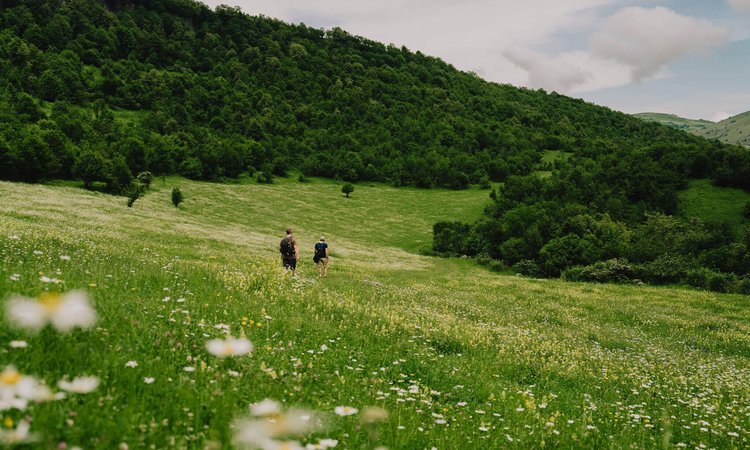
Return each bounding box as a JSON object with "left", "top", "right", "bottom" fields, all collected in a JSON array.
[
  {"left": 695, "top": 111, "right": 750, "bottom": 148},
  {"left": 1, "top": 178, "right": 750, "bottom": 449},
  {"left": 634, "top": 112, "right": 714, "bottom": 133},
  {"left": 634, "top": 111, "right": 750, "bottom": 148},
  {"left": 540, "top": 150, "right": 573, "bottom": 164},
  {"left": 678, "top": 179, "right": 750, "bottom": 228}
]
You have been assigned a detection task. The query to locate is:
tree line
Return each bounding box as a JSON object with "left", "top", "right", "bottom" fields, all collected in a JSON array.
[
  {"left": 434, "top": 142, "right": 750, "bottom": 293},
  {"left": 0, "top": 0, "right": 731, "bottom": 192}
]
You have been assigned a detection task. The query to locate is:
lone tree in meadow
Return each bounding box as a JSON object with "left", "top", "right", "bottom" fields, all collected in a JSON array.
[
  {"left": 126, "top": 184, "right": 145, "bottom": 208},
  {"left": 342, "top": 183, "right": 354, "bottom": 198},
  {"left": 171, "top": 187, "right": 183, "bottom": 207}
]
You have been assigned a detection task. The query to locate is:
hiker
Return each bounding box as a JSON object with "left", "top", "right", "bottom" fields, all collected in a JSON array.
[
  {"left": 279, "top": 228, "right": 299, "bottom": 276},
  {"left": 314, "top": 236, "right": 329, "bottom": 278}
]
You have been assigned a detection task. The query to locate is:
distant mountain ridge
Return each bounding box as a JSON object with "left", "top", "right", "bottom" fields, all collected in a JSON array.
[{"left": 635, "top": 111, "right": 750, "bottom": 147}]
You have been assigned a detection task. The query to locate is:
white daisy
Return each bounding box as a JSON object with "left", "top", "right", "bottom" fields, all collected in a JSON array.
[
  {"left": 206, "top": 337, "right": 253, "bottom": 357},
  {"left": 58, "top": 376, "right": 99, "bottom": 394}
]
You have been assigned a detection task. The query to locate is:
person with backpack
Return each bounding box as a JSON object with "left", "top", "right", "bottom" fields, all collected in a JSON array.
[
  {"left": 279, "top": 228, "right": 299, "bottom": 276},
  {"left": 313, "top": 236, "right": 329, "bottom": 278}
]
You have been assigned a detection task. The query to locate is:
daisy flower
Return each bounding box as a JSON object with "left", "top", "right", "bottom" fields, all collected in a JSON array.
[
  {"left": 5, "top": 290, "right": 96, "bottom": 333},
  {"left": 334, "top": 406, "right": 358, "bottom": 416},
  {"left": 58, "top": 376, "right": 99, "bottom": 394},
  {"left": 206, "top": 337, "right": 253, "bottom": 357}
]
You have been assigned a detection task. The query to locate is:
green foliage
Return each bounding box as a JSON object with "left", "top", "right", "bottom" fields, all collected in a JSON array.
[
  {"left": 3, "top": 0, "right": 747, "bottom": 193},
  {"left": 125, "top": 182, "right": 145, "bottom": 207},
  {"left": 432, "top": 221, "right": 474, "bottom": 255},
  {"left": 563, "top": 258, "right": 640, "bottom": 283},
  {"left": 744, "top": 202, "right": 750, "bottom": 219},
  {"left": 341, "top": 182, "right": 354, "bottom": 198},
  {"left": 171, "top": 186, "right": 183, "bottom": 207},
  {"left": 73, "top": 149, "right": 110, "bottom": 189},
  {"left": 257, "top": 170, "right": 273, "bottom": 184},
  {"left": 137, "top": 171, "right": 153, "bottom": 188}
]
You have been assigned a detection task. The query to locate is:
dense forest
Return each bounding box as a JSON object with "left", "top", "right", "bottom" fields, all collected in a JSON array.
[
  {"left": 434, "top": 143, "right": 750, "bottom": 293},
  {"left": 1, "top": 0, "right": 738, "bottom": 189},
  {"left": 2, "top": 0, "right": 750, "bottom": 292}
]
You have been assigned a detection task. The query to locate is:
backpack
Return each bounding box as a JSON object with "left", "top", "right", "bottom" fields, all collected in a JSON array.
[{"left": 279, "top": 237, "right": 294, "bottom": 257}]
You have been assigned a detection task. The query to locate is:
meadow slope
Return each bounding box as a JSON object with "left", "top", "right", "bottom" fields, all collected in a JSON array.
[{"left": 1, "top": 178, "right": 749, "bottom": 449}]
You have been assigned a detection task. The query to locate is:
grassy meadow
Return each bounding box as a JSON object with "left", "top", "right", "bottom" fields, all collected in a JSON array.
[
  {"left": 1, "top": 177, "right": 750, "bottom": 449},
  {"left": 678, "top": 179, "right": 750, "bottom": 229}
]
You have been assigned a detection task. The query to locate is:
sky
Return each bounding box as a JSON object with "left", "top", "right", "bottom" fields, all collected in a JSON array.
[{"left": 202, "top": 0, "right": 750, "bottom": 121}]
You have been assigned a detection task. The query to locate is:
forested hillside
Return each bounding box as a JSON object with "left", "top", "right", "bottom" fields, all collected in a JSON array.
[{"left": 0, "top": 0, "right": 734, "bottom": 191}]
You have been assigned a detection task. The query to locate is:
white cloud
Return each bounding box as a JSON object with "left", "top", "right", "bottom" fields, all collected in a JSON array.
[
  {"left": 203, "top": 0, "right": 617, "bottom": 86},
  {"left": 504, "top": 48, "right": 590, "bottom": 93},
  {"left": 728, "top": 0, "right": 750, "bottom": 11},
  {"left": 590, "top": 7, "right": 728, "bottom": 81}
]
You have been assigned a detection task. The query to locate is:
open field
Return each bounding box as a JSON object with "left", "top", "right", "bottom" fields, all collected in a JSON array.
[
  {"left": 1, "top": 178, "right": 750, "bottom": 449},
  {"left": 678, "top": 179, "right": 750, "bottom": 229}
]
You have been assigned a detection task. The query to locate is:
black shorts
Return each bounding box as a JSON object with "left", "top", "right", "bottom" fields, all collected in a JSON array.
[{"left": 283, "top": 257, "right": 297, "bottom": 270}]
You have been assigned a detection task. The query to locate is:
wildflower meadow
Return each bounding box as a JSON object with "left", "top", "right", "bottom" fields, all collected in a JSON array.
[{"left": 1, "top": 177, "right": 749, "bottom": 449}]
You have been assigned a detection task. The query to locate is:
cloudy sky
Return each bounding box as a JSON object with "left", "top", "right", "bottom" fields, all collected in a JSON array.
[{"left": 203, "top": 0, "right": 750, "bottom": 121}]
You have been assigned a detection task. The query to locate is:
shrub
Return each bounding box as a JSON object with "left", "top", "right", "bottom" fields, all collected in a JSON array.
[
  {"left": 257, "top": 171, "right": 273, "bottom": 184},
  {"left": 708, "top": 271, "right": 737, "bottom": 293},
  {"left": 744, "top": 202, "right": 750, "bottom": 220},
  {"left": 341, "top": 183, "right": 354, "bottom": 197},
  {"left": 641, "top": 254, "right": 691, "bottom": 284},
  {"left": 685, "top": 268, "right": 739, "bottom": 293},
  {"left": 298, "top": 174, "right": 306, "bottom": 183},
  {"left": 73, "top": 150, "right": 109, "bottom": 189},
  {"left": 137, "top": 171, "right": 153, "bottom": 188},
  {"left": 513, "top": 259, "right": 540, "bottom": 277},
  {"left": 126, "top": 183, "right": 144, "bottom": 208},
  {"left": 487, "top": 259, "right": 506, "bottom": 272},
  {"left": 432, "top": 221, "right": 472, "bottom": 255},
  {"left": 684, "top": 268, "right": 713, "bottom": 290},
  {"left": 737, "top": 277, "right": 750, "bottom": 295},
  {"left": 478, "top": 176, "right": 491, "bottom": 190},
  {"left": 567, "top": 258, "right": 639, "bottom": 283},
  {"left": 171, "top": 187, "right": 183, "bottom": 207}
]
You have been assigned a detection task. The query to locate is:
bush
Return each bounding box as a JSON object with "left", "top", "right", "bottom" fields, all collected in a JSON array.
[
  {"left": 341, "top": 183, "right": 354, "bottom": 197},
  {"left": 257, "top": 171, "right": 273, "bottom": 184},
  {"left": 298, "top": 174, "right": 306, "bottom": 183},
  {"left": 566, "top": 258, "right": 639, "bottom": 283},
  {"left": 684, "top": 268, "right": 739, "bottom": 293},
  {"left": 125, "top": 183, "right": 144, "bottom": 208},
  {"left": 478, "top": 176, "right": 491, "bottom": 190},
  {"left": 171, "top": 187, "right": 183, "bottom": 207},
  {"left": 736, "top": 277, "right": 750, "bottom": 294},
  {"left": 513, "top": 259, "right": 540, "bottom": 277},
  {"left": 137, "top": 171, "right": 153, "bottom": 188},
  {"left": 73, "top": 150, "right": 109, "bottom": 189},
  {"left": 684, "top": 268, "right": 714, "bottom": 290},
  {"left": 432, "top": 221, "right": 472, "bottom": 256},
  {"left": 641, "top": 254, "right": 691, "bottom": 284},
  {"left": 487, "top": 259, "right": 506, "bottom": 272},
  {"left": 744, "top": 202, "right": 750, "bottom": 220}
]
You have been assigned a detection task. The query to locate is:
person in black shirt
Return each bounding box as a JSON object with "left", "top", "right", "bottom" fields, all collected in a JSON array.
[{"left": 314, "top": 236, "right": 329, "bottom": 278}]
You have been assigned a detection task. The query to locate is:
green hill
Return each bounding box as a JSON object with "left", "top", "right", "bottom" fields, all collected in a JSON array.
[
  {"left": 0, "top": 0, "right": 715, "bottom": 190},
  {"left": 633, "top": 112, "right": 714, "bottom": 133},
  {"left": 635, "top": 111, "right": 750, "bottom": 148},
  {"left": 696, "top": 111, "right": 750, "bottom": 148},
  {"left": 2, "top": 179, "right": 750, "bottom": 448}
]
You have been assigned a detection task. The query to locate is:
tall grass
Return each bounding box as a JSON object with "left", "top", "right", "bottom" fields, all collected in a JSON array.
[{"left": 1, "top": 178, "right": 749, "bottom": 449}]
